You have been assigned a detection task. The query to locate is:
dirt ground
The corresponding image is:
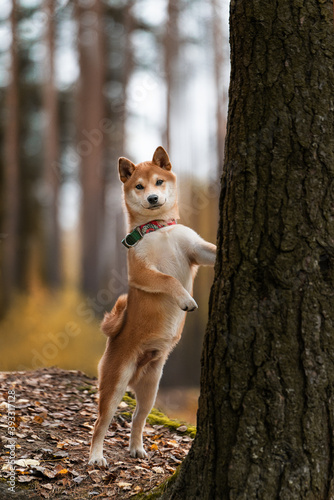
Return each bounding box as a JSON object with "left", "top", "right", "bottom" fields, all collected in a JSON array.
[{"left": 0, "top": 368, "right": 194, "bottom": 499}]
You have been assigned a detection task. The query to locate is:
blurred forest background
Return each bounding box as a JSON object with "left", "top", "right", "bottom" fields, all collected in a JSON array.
[{"left": 0, "top": 0, "right": 229, "bottom": 421}]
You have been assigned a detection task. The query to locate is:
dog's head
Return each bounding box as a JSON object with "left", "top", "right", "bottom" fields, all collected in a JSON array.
[{"left": 118, "top": 147, "right": 179, "bottom": 227}]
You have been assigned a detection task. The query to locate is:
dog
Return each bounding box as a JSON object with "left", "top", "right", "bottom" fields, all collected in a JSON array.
[{"left": 88, "top": 146, "right": 216, "bottom": 466}]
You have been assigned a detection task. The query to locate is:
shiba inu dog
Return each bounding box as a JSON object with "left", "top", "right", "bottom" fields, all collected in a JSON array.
[{"left": 88, "top": 146, "right": 216, "bottom": 466}]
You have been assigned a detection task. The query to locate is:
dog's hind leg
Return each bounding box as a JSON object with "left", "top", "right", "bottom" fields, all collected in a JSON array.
[
  {"left": 129, "top": 353, "right": 165, "bottom": 458},
  {"left": 89, "top": 355, "right": 135, "bottom": 466}
]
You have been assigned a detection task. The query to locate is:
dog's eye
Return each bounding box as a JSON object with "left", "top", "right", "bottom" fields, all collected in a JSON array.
[
  {"left": 136, "top": 184, "right": 144, "bottom": 190},
  {"left": 156, "top": 179, "right": 164, "bottom": 186}
]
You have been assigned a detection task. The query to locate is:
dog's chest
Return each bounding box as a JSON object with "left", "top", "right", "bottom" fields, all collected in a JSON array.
[{"left": 134, "top": 226, "right": 193, "bottom": 287}]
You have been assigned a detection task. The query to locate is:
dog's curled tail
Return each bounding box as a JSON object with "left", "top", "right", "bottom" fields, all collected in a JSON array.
[{"left": 101, "top": 294, "right": 127, "bottom": 339}]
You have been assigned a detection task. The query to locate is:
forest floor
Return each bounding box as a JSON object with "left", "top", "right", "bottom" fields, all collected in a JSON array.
[{"left": 0, "top": 368, "right": 195, "bottom": 499}]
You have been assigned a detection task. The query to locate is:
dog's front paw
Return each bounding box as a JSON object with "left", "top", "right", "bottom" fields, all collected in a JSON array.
[
  {"left": 179, "top": 294, "right": 198, "bottom": 312},
  {"left": 88, "top": 454, "right": 107, "bottom": 467},
  {"left": 130, "top": 445, "right": 147, "bottom": 459}
]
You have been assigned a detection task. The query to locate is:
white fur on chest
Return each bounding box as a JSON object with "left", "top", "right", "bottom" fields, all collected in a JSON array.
[{"left": 133, "top": 224, "right": 197, "bottom": 291}]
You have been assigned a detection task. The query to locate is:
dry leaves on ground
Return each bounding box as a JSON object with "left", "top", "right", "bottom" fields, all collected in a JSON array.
[{"left": 0, "top": 368, "right": 194, "bottom": 499}]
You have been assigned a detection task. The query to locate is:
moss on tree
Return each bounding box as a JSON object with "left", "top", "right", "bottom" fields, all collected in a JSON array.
[{"left": 123, "top": 393, "right": 196, "bottom": 438}]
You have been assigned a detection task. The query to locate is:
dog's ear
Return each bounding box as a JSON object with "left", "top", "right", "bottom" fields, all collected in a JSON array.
[
  {"left": 119, "top": 157, "right": 136, "bottom": 183},
  {"left": 152, "top": 147, "right": 171, "bottom": 171}
]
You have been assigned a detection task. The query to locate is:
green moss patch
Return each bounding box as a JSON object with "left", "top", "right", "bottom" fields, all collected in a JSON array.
[{"left": 122, "top": 392, "right": 196, "bottom": 439}]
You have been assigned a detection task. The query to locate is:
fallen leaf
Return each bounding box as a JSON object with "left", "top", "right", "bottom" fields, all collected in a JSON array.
[
  {"left": 176, "top": 425, "right": 188, "bottom": 433},
  {"left": 14, "top": 415, "right": 22, "bottom": 428},
  {"left": 55, "top": 466, "right": 68, "bottom": 476},
  {"left": 40, "top": 468, "right": 57, "bottom": 479},
  {"left": 73, "top": 475, "right": 85, "bottom": 484},
  {"left": 117, "top": 481, "right": 132, "bottom": 490},
  {"left": 52, "top": 450, "right": 68, "bottom": 458},
  {"left": 34, "top": 413, "right": 46, "bottom": 424},
  {"left": 167, "top": 440, "right": 178, "bottom": 447},
  {"left": 60, "top": 476, "right": 72, "bottom": 487},
  {"left": 81, "top": 422, "right": 94, "bottom": 430},
  {"left": 2, "top": 464, "right": 12, "bottom": 471},
  {"left": 152, "top": 466, "right": 164, "bottom": 474},
  {"left": 41, "top": 483, "right": 53, "bottom": 490},
  {"left": 15, "top": 432, "right": 28, "bottom": 438},
  {"left": 17, "top": 475, "right": 35, "bottom": 483},
  {"left": 170, "top": 454, "right": 182, "bottom": 464},
  {"left": 88, "top": 471, "right": 102, "bottom": 483},
  {"left": 15, "top": 459, "right": 40, "bottom": 467}
]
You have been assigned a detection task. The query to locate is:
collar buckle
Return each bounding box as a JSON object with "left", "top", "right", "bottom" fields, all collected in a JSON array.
[{"left": 121, "top": 228, "right": 143, "bottom": 248}]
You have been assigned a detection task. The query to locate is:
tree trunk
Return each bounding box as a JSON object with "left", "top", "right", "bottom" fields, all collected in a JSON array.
[
  {"left": 2, "top": 0, "right": 20, "bottom": 310},
  {"left": 211, "top": 0, "right": 226, "bottom": 177},
  {"left": 164, "top": 0, "right": 334, "bottom": 498},
  {"left": 101, "top": 1, "right": 132, "bottom": 301},
  {"left": 42, "top": 0, "right": 61, "bottom": 288},
  {"left": 76, "top": 0, "right": 106, "bottom": 294},
  {"left": 164, "top": 0, "right": 179, "bottom": 152}
]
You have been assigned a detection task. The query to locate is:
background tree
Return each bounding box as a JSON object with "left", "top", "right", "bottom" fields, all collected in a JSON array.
[
  {"left": 164, "top": 0, "right": 334, "bottom": 498},
  {"left": 42, "top": 0, "right": 61, "bottom": 287},
  {"left": 164, "top": 0, "right": 179, "bottom": 151},
  {"left": 211, "top": 0, "right": 227, "bottom": 176},
  {"left": 76, "top": 0, "right": 106, "bottom": 295},
  {"left": 2, "top": 0, "right": 20, "bottom": 311},
  {"left": 99, "top": 1, "right": 134, "bottom": 300}
]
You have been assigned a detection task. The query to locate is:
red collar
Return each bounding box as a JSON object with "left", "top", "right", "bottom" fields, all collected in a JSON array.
[
  {"left": 122, "top": 219, "right": 177, "bottom": 248},
  {"left": 138, "top": 219, "right": 177, "bottom": 235}
]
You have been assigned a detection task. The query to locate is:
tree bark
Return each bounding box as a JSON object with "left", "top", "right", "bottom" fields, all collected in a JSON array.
[
  {"left": 164, "top": 0, "right": 179, "bottom": 152},
  {"left": 102, "top": 1, "right": 132, "bottom": 300},
  {"left": 76, "top": 0, "right": 106, "bottom": 294},
  {"left": 2, "top": 0, "right": 20, "bottom": 310},
  {"left": 211, "top": 0, "right": 227, "bottom": 177},
  {"left": 164, "top": 0, "right": 334, "bottom": 498},
  {"left": 42, "top": 0, "right": 61, "bottom": 288}
]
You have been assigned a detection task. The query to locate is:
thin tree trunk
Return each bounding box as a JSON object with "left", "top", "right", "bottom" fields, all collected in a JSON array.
[
  {"left": 111, "top": 0, "right": 132, "bottom": 296},
  {"left": 120, "top": 0, "right": 133, "bottom": 157},
  {"left": 164, "top": 0, "right": 334, "bottom": 498},
  {"left": 42, "top": 0, "right": 61, "bottom": 287},
  {"left": 2, "top": 0, "right": 20, "bottom": 309},
  {"left": 76, "top": 0, "right": 106, "bottom": 295},
  {"left": 164, "top": 0, "right": 179, "bottom": 152},
  {"left": 211, "top": 0, "right": 226, "bottom": 177}
]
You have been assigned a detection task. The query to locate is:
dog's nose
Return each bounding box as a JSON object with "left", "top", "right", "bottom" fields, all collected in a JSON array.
[{"left": 147, "top": 194, "right": 159, "bottom": 205}]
